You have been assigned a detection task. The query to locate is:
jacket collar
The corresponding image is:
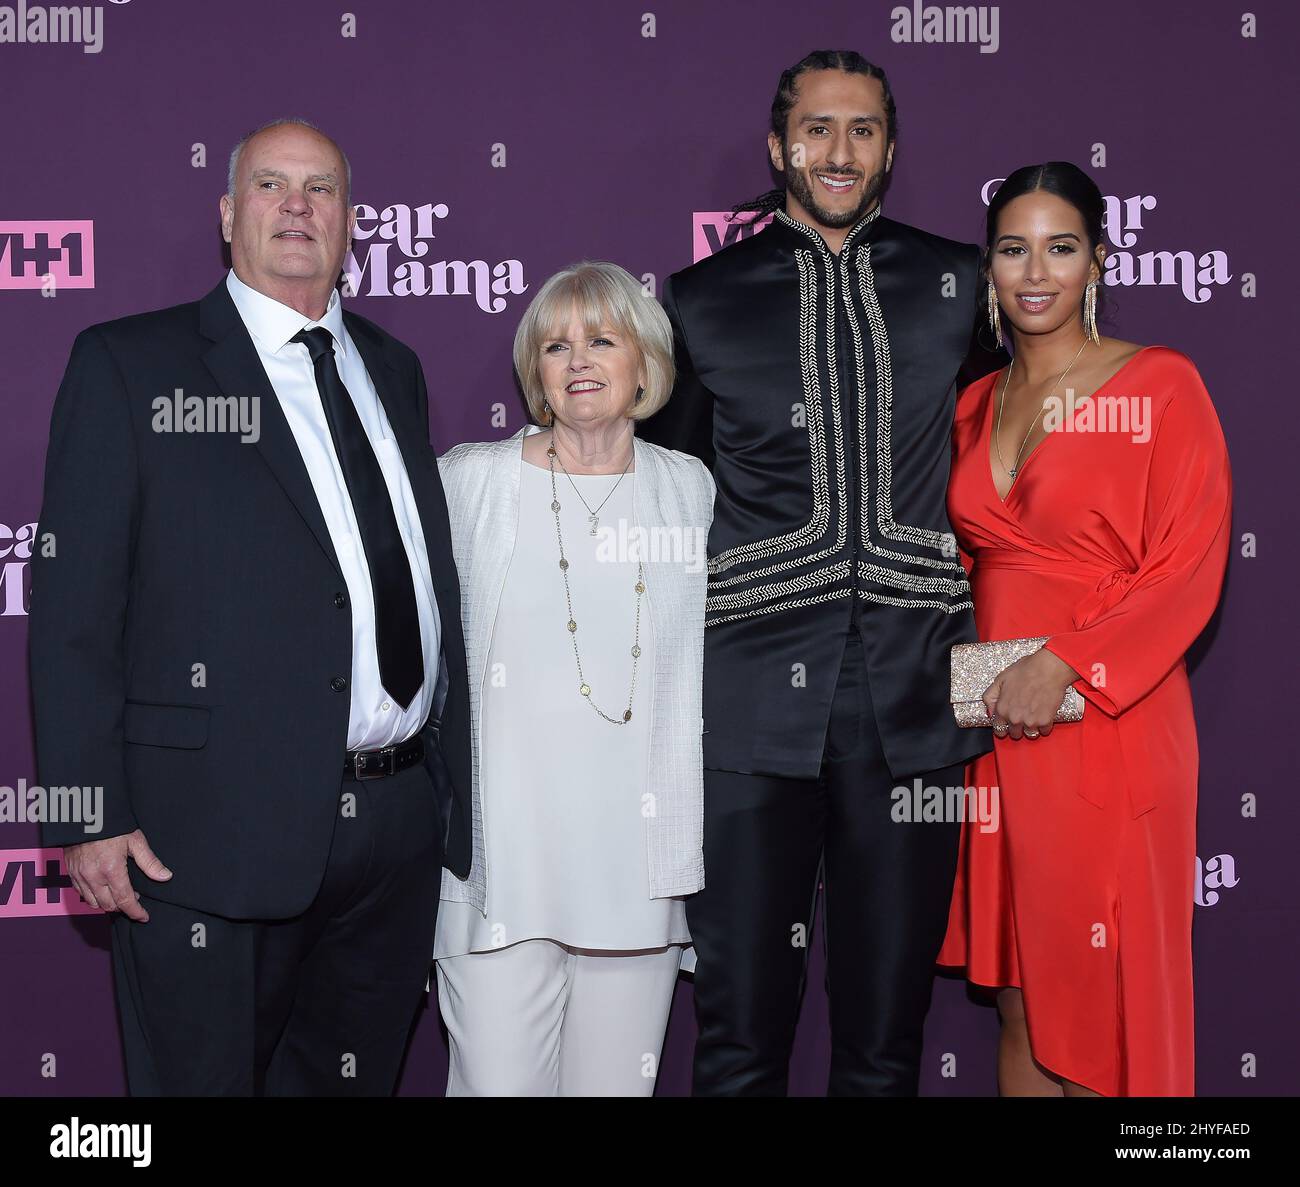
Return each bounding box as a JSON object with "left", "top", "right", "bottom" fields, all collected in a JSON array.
[
  {"left": 198, "top": 275, "right": 393, "bottom": 364},
  {"left": 195, "top": 277, "right": 432, "bottom": 589},
  {"left": 771, "top": 201, "right": 882, "bottom": 256},
  {"left": 223, "top": 268, "right": 349, "bottom": 358}
]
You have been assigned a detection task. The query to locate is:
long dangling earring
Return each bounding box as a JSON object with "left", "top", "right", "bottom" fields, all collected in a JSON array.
[
  {"left": 542, "top": 396, "right": 554, "bottom": 425},
  {"left": 987, "top": 278, "right": 1003, "bottom": 349},
  {"left": 1083, "top": 281, "right": 1100, "bottom": 345}
]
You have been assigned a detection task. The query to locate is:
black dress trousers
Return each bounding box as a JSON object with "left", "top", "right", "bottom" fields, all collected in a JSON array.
[
  {"left": 687, "top": 621, "right": 964, "bottom": 1096},
  {"left": 109, "top": 760, "right": 442, "bottom": 1096}
]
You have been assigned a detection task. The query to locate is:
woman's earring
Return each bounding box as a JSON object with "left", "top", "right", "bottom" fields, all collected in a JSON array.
[
  {"left": 1083, "top": 281, "right": 1100, "bottom": 345},
  {"left": 542, "top": 396, "right": 553, "bottom": 424},
  {"left": 987, "top": 278, "right": 1003, "bottom": 349}
]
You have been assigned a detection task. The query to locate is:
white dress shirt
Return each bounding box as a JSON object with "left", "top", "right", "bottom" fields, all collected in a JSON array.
[{"left": 225, "top": 268, "right": 441, "bottom": 750}]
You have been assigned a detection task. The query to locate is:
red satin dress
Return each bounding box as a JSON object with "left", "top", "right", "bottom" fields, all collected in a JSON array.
[{"left": 936, "top": 346, "right": 1231, "bottom": 1096}]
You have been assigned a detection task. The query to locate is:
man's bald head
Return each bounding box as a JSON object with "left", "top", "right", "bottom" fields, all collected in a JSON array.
[
  {"left": 219, "top": 118, "right": 356, "bottom": 319},
  {"left": 226, "top": 118, "right": 351, "bottom": 202}
]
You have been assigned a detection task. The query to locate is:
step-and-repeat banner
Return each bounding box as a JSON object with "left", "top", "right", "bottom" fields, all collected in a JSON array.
[{"left": 0, "top": 0, "right": 1291, "bottom": 1095}]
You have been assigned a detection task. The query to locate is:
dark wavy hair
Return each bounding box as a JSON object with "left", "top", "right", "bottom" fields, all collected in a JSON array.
[
  {"left": 983, "top": 161, "right": 1110, "bottom": 327},
  {"left": 732, "top": 49, "right": 898, "bottom": 225}
]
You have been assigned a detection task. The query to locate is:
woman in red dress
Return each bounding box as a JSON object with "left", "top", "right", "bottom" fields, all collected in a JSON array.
[{"left": 937, "top": 162, "right": 1232, "bottom": 1097}]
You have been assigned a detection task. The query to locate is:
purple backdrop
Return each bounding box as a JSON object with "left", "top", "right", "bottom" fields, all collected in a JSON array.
[{"left": 1, "top": 0, "right": 1293, "bottom": 1096}]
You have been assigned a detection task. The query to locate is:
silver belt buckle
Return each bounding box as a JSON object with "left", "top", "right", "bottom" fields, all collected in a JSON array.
[{"left": 354, "top": 746, "right": 395, "bottom": 780}]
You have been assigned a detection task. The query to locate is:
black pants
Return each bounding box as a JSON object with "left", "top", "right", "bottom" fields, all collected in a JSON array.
[
  {"left": 688, "top": 627, "right": 963, "bottom": 1096},
  {"left": 110, "top": 761, "right": 442, "bottom": 1096}
]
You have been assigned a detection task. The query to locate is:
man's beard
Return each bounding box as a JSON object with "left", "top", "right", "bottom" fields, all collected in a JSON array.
[{"left": 784, "top": 158, "right": 887, "bottom": 228}]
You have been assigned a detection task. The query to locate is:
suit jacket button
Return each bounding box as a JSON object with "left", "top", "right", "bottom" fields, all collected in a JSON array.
[
  {"left": 331, "top": 676, "right": 348, "bottom": 692},
  {"left": 334, "top": 592, "right": 348, "bottom": 608}
]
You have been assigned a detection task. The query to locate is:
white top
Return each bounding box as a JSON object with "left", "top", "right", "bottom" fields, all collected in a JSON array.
[
  {"left": 434, "top": 456, "right": 691, "bottom": 957},
  {"left": 224, "top": 268, "right": 441, "bottom": 749}
]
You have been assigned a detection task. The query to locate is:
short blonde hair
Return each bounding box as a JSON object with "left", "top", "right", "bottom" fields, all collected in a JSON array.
[{"left": 512, "top": 260, "right": 675, "bottom": 424}]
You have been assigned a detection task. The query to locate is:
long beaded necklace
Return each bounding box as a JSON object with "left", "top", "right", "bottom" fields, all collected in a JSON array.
[{"left": 546, "top": 441, "right": 644, "bottom": 724}]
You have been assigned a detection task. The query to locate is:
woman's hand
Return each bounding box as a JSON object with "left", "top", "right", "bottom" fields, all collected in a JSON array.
[{"left": 982, "top": 648, "right": 1080, "bottom": 740}]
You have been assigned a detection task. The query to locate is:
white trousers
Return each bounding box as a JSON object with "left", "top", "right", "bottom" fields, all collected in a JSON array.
[{"left": 434, "top": 940, "right": 683, "bottom": 1096}]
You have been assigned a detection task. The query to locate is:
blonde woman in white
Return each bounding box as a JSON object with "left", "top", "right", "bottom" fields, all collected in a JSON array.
[{"left": 432, "top": 261, "right": 714, "bottom": 1096}]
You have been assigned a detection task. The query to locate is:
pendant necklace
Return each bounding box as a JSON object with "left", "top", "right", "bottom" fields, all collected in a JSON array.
[
  {"left": 995, "top": 338, "right": 1091, "bottom": 481},
  {"left": 550, "top": 438, "right": 633, "bottom": 535}
]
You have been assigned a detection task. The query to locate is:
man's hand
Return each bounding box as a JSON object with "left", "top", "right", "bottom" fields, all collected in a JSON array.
[{"left": 65, "top": 830, "right": 172, "bottom": 922}]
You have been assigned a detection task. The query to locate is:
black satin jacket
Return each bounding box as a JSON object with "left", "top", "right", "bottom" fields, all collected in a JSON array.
[{"left": 641, "top": 205, "right": 1004, "bottom": 780}]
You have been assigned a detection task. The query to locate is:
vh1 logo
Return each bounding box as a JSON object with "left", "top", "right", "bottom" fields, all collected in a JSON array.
[
  {"left": 692, "top": 211, "right": 773, "bottom": 263},
  {"left": 0, "top": 848, "right": 99, "bottom": 918},
  {"left": 0, "top": 220, "right": 95, "bottom": 289}
]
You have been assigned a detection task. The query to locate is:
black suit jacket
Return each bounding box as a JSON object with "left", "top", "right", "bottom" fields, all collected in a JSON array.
[{"left": 29, "top": 278, "right": 472, "bottom": 919}]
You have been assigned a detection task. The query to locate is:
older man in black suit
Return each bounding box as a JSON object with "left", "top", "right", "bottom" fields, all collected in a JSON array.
[{"left": 29, "top": 118, "right": 471, "bottom": 1096}]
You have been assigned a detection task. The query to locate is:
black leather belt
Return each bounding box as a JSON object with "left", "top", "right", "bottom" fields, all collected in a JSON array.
[{"left": 343, "top": 735, "right": 425, "bottom": 780}]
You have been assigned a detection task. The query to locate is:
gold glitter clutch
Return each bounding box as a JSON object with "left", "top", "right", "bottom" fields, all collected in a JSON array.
[{"left": 950, "top": 636, "right": 1086, "bottom": 728}]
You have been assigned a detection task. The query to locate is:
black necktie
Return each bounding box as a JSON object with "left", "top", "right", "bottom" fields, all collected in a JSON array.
[{"left": 292, "top": 327, "right": 424, "bottom": 709}]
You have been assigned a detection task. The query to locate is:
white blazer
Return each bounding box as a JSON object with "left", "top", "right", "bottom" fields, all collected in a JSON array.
[{"left": 437, "top": 424, "right": 715, "bottom": 914}]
